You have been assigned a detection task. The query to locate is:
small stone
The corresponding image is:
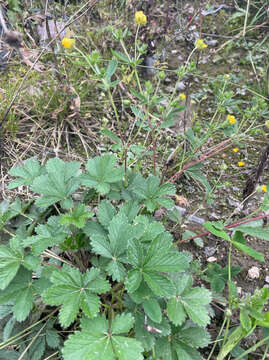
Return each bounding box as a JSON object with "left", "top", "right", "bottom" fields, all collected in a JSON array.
[
  {"left": 207, "top": 256, "right": 217, "bottom": 262},
  {"left": 265, "top": 276, "right": 269, "bottom": 283},
  {"left": 248, "top": 266, "right": 260, "bottom": 279}
]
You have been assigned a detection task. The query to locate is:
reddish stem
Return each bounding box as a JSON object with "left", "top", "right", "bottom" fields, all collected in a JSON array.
[{"left": 177, "top": 213, "right": 269, "bottom": 244}]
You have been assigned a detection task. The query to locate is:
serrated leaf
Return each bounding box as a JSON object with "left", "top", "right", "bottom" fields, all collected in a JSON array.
[
  {"left": 144, "top": 271, "right": 175, "bottom": 297},
  {"left": 13, "top": 285, "right": 33, "bottom": 321},
  {"left": 23, "top": 216, "right": 68, "bottom": 255},
  {"left": 31, "top": 158, "right": 81, "bottom": 209},
  {"left": 178, "top": 326, "right": 211, "bottom": 348},
  {"left": 0, "top": 245, "right": 23, "bottom": 290},
  {"left": 118, "top": 201, "right": 139, "bottom": 223},
  {"left": 91, "top": 214, "right": 134, "bottom": 281},
  {"left": 235, "top": 222, "right": 269, "bottom": 241},
  {"left": 62, "top": 314, "right": 143, "bottom": 360},
  {"left": 81, "top": 154, "right": 124, "bottom": 195},
  {"left": 167, "top": 297, "right": 186, "bottom": 326},
  {"left": 169, "top": 274, "right": 211, "bottom": 327},
  {"left": 8, "top": 157, "right": 42, "bottom": 189},
  {"left": 134, "top": 312, "right": 156, "bottom": 351},
  {"left": 143, "top": 299, "right": 162, "bottom": 323},
  {"left": 46, "top": 329, "right": 60, "bottom": 349},
  {"left": 132, "top": 175, "right": 175, "bottom": 212},
  {"left": 97, "top": 200, "right": 116, "bottom": 228},
  {"left": 144, "top": 235, "right": 190, "bottom": 273},
  {"left": 111, "top": 312, "right": 134, "bottom": 334},
  {"left": 42, "top": 265, "right": 110, "bottom": 327},
  {"left": 0, "top": 267, "right": 36, "bottom": 322},
  {"left": 125, "top": 269, "right": 143, "bottom": 293},
  {"left": 60, "top": 204, "right": 93, "bottom": 228}
]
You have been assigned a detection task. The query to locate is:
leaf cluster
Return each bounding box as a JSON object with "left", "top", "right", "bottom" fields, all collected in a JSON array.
[{"left": 0, "top": 155, "right": 213, "bottom": 359}]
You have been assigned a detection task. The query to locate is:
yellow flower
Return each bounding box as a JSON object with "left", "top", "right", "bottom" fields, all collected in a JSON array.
[
  {"left": 135, "top": 11, "right": 147, "bottom": 26},
  {"left": 195, "top": 39, "right": 208, "bottom": 50},
  {"left": 232, "top": 147, "right": 239, "bottom": 152},
  {"left": 265, "top": 120, "right": 269, "bottom": 128},
  {"left": 227, "top": 114, "right": 236, "bottom": 125},
  {"left": 261, "top": 185, "right": 267, "bottom": 193},
  {"left": 61, "top": 37, "right": 75, "bottom": 49},
  {"left": 238, "top": 161, "right": 245, "bottom": 167},
  {"left": 179, "top": 93, "right": 186, "bottom": 101}
]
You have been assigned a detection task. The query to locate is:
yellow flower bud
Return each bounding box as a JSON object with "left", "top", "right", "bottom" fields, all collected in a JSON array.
[
  {"left": 261, "top": 185, "right": 267, "bottom": 193},
  {"left": 135, "top": 11, "right": 147, "bottom": 26},
  {"left": 232, "top": 147, "right": 239, "bottom": 152},
  {"left": 179, "top": 93, "right": 186, "bottom": 101},
  {"left": 238, "top": 161, "right": 245, "bottom": 167},
  {"left": 227, "top": 114, "right": 236, "bottom": 125},
  {"left": 195, "top": 39, "right": 208, "bottom": 50},
  {"left": 61, "top": 37, "right": 75, "bottom": 49}
]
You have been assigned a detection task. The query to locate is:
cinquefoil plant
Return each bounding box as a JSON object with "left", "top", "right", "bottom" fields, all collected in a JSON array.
[{"left": 0, "top": 155, "right": 212, "bottom": 359}]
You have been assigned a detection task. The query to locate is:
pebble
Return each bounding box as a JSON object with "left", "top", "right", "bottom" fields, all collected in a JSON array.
[{"left": 248, "top": 266, "right": 260, "bottom": 279}]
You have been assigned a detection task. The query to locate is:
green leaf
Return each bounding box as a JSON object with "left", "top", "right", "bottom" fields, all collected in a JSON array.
[
  {"left": 125, "top": 269, "right": 143, "bottom": 293},
  {"left": 240, "top": 309, "right": 252, "bottom": 332},
  {"left": 81, "top": 154, "right": 124, "bottom": 195},
  {"left": 186, "top": 165, "right": 211, "bottom": 192},
  {"left": 167, "top": 297, "right": 186, "bottom": 326},
  {"left": 0, "top": 267, "right": 36, "bottom": 321},
  {"left": 23, "top": 216, "right": 68, "bottom": 255},
  {"left": 143, "top": 298, "right": 162, "bottom": 323},
  {"left": 97, "top": 200, "right": 116, "bottom": 228},
  {"left": 144, "top": 235, "right": 190, "bottom": 273},
  {"left": 156, "top": 325, "right": 210, "bottom": 360},
  {"left": 235, "top": 222, "right": 269, "bottom": 241},
  {"left": 0, "top": 245, "right": 23, "bottom": 290},
  {"left": 105, "top": 59, "right": 118, "bottom": 82},
  {"left": 232, "top": 240, "right": 264, "bottom": 262},
  {"left": 62, "top": 314, "right": 143, "bottom": 360},
  {"left": 203, "top": 221, "right": 230, "bottom": 241},
  {"left": 101, "top": 129, "right": 121, "bottom": 144},
  {"left": 132, "top": 176, "right": 175, "bottom": 212},
  {"left": 91, "top": 214, "right": 135, "bottom": 281},
  {"left": 60, "top": 204, "right": 93, "bottom": 229},
  {"left": 144, "top": 271, "right": 175, "bottom": 297},
  {"left": 168, "top": 274, "right": 211, "bottom": 327},
  {"left": 42, "top": 265, "right": 110, "bottom": 328},
  {"left": 8, "top": 157, "right": 43, "bottom": 189},
  {"left": 31, "top": 158, "right": 81, "bottom": 209},
  {"left": 111, "top": 50, "right": 131, "bottom": 64}
]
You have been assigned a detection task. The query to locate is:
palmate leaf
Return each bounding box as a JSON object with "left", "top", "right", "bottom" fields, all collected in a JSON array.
[
  {"left": 156, "top": 325, "right": 210, "bottom": 360},
  {"left": 126, "top": 235, "right": 191, "bottom": 296},
  {"left": 31, "top": 158, "right": 81, "bottom": 209},
  {"left": 60, "top": 204, "right": 93, "bottom": 229},
  {"left": 8, "top": 157, "right": 43, "bottom": 189},
  {"left": 62, "top": 314, "right": 143, "bottom": 360},
  {"left": 167, "top": 274, "right": 211, "bottom": 327},
  {"left": 81, "top": 154, "right": 124, "bottom": 195},
  {"left": 0, "top": 242, "right": 24, "bottom": 290},
  {"left": 132, "top": 175, "right": 175, "bottom": 212},
  {"left": 91, "top": 214, "right": 135, "bottom": 281},
  {"left": 42, "top": 265, "right": 110, "bottom": 328},
  {"left": 0, "top": 267, "right": 40, "bottom": 322},
  {"left": 23, "top": 216, "right": 69, "bottom": 255}
]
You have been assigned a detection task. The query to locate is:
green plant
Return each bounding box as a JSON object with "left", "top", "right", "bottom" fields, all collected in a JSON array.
[{"left": 0, "top": 155, "right": 213, "bottom": 359}]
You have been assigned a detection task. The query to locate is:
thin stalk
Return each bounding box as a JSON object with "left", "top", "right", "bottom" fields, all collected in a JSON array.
[
  {"left": 134, "top": 26, "right": 143, "bottom": 93},
  {"left": 207, "top": 317, "right": 227, "bottom": 360},
  {"left": 107, "top": 88, "right": 122, "bottom": 134},
  {"left": 17, "top": 323, "right": 47, "bottom": 360},
  {"left": 234, "top": 334, "right": 269, "bottom": 360},
  {"left": 0, "top": 308, "right": 58, "bottom": 349}
]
